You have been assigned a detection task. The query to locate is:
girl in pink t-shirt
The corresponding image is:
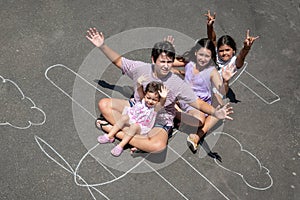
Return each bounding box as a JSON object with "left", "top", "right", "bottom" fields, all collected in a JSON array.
[
  {"left": 172, "top": 38, "right": 236, "bottom": 153},
  {"left": 97, "top": 75, "right": 169, "bottom": 157}
]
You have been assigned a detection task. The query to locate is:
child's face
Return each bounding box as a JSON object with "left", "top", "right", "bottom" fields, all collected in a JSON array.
[
  {"left": 144, "top": 92, "right": 160, "bottom": 108},
  {"left": 218, "top": 44, "right": 235, "bottom": 62},
  {"left": 195, "top": 47, "right": 212, "bottom": 67}
]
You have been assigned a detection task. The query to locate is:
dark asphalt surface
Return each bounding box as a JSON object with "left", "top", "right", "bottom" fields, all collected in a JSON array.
[{"left": 1, "top": 0, "right": 299, "bottom": 199}]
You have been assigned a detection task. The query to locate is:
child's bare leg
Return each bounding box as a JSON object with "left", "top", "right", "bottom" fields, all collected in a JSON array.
[
  {"left": 191, "top": 115, "right": 219, "bottom": 144},
  {"left": 98, "top": 98, "right": 129, "bottom": 132},
  {"left": 111, "top": 123, "right": 141, "bottom": 157},
  {"left": 184, "top": 109, "right": 206, "bottom": 151},
  {"left": 107, "top": 115, "right": 129, "bottom": 139},
  {"left": 175, "top": 110, "right": 204, "bottom": 127},
  {"left": 115, "top": 127, "right": 168, "bottom": 153},
  {"left": 118, "top": 123, "right": 141, "bottom": 148}
]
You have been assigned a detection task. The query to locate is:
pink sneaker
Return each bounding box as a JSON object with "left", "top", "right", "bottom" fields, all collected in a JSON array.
[
  {"left": 97, "top": 134, "right": 114, "bottom": 144},
  {"left": 111, "top": 145, "right": 123, "bottom": 157}
]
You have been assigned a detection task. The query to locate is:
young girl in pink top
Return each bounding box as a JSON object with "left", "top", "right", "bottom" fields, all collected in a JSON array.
[
  {"left": 97, "top": 75, "right": 168, "bottom": 157},
  {"left": 173, "top": 38, "right": 236, "bottom": 152}
]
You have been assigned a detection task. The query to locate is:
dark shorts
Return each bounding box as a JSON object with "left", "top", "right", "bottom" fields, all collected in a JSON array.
[
  {"left": 129, "top": 98, "right": 136, "bottom": 107},
  {"left": 153, "top": 123, "right": 173, "bottom": 139},
  {"left": 128, "top": 99, "right": 173, "bottom": 138}
]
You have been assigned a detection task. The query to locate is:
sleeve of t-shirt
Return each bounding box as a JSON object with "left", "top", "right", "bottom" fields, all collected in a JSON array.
[
  {"left": 184, "top": 61, "right": 194, "bottom": 83},
  {"left": 121, "top": 57, "right": 148, "bottom": 80}
]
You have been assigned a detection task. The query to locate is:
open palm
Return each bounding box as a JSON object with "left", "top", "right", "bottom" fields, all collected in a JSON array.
[{"left": 86, "top": 28, "right": 105, "bottom": 48}]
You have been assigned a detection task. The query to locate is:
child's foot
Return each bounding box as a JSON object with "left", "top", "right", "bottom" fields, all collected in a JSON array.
[
  {"left": 130, "top": 147, "right": 138, "bottom": 154},
  {"left": 187, "top": 134, "right": 199, "bottom": 154},
  {"left": 95, "top": 115, "right": 112, "bottom": 131},
  {"left": 111, "top": 145, "right": 123, "bottom": 157},
  {"left": 130, "top": 147, "right": 147, "bottom": 154},
  {"left": 97, "top": 134, "right": 114, "bottom": 144}
]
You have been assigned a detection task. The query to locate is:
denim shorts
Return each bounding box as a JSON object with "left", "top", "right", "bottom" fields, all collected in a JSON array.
[
  {"left": 153, "top": 123, "right": 173, "bottom": 139},
  {"left": 129, "top": 98, "right": 136, "bottom": 107}
]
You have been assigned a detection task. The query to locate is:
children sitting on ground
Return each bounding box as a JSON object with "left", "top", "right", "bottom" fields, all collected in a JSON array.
[
  {"left": 170, "top": 37, "right": 236, "bottom": 152},
  {"left": 97, "top": 75, "right": 169, "bottom": 156}
]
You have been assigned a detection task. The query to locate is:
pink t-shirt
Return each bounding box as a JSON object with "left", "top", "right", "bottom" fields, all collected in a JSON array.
[
  {"left": 122, "top": 99, "right": 157, "bottom": 135},
  {"left": 121, "top": 57, "right": 197, "bottom": 126}
]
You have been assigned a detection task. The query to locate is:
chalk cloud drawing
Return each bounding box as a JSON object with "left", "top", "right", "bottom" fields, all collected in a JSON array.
[
  {"left": 38, "top": 26, "right": 277, "bottom": 199},
  {"left": 42, "top": 63, "right": 273, "bottom": 200},
  {"left": 44, "top": 64, "right": 213, "bottom": 199},
  {"left": 0, "top": 75, "right": 46, "bottom": 129},
  {"left": 210, "top": 132, "right": 273, "bottom": 190}
]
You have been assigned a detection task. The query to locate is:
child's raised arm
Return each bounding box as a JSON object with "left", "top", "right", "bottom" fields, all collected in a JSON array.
[
  {"left": 236, "top": 30, "right": 259, "bottom": 69},
  {"left": 205, "top": 10, "right": 217, "bottom": 47},
  {"left": 136, "top": 75, "right": 149, "bottom": 101},
  {"left": 164, "top": 35, "right": 186, "bottom": 68},
  {"left": 155, "top": 85, "right": 169, "bottom": 111}
]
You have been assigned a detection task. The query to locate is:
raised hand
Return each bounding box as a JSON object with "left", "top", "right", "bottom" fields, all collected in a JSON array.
[
  {"left": 243, "top": 30, "right": 259, "bottom": 50},
  {"left": 164, "top": 35, "right": 175, "bottom": 47},
  {"left": 158, "top": 85, "right": 169, "bottom": 99},
  {"left": 86, "top": 28, "right": 105, "bottom": 48},
  {"left": 214, "top": 103, "right": 233, "bottom": 120},
  {"left": 222, "top": 63, "right": 237, "bottom": 82},
  {"left": 204, "top": 10, "right": 216, "bottom": 26}
]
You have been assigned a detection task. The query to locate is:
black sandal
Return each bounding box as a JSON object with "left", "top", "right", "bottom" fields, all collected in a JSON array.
[{"left": 95, "top": 114, "right": 111, "bottom": 131}]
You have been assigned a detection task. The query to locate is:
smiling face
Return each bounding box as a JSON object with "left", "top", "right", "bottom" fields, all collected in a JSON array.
[
  {"left": 144, "top": 92, "right": 160, "bottom": 108},
  {"left": 195, "top": 47, "right": 212, "bottom": 67},
  {"left": 152, "top": 52, "right": 173, "bottom": 77},
  {"left": 218, "top": 44, "right": 235, "bottom": 62}
]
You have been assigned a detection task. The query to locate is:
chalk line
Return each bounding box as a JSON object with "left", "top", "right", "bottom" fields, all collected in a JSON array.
[
  {"left": 238, "top": 70, "right": 280, "bottom": 104},
  {"left": 168, "top": 145, "right": 230, "bottom": 200},
  {"left": 35, "top": 136, "right": 109, "bottom": 200},
  {"left": 73, "top": 146, "right": 148, "bottom": 187},
  {"left": 45, "top": 64, "right": 110, "bottom": 120},
  {"left": 35, "top": 134, "right": 190, "bottom": 199},
  {"left": 229, "top": 62, "right": 248, "bottom": 86},
  {"left": 44, "top": 63, "right": 274, "bottom": 198},
  {"left": 0, "top": 75, "right": 46, "bottom": 129},
  {"left": 42, "top": 64, "right": 234, "bottom": 199},
  {"left": 144, "top": 161, "right": 189, "bottom": 200},
  {"left": 212, "top": 132, "right": 273, "bottom": 191},
  {"left": 45, "top": 64, "right": 147, "bottom": 181},
  {"left": 228, "top": 62, "right": 280, "bottom": 104}
]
